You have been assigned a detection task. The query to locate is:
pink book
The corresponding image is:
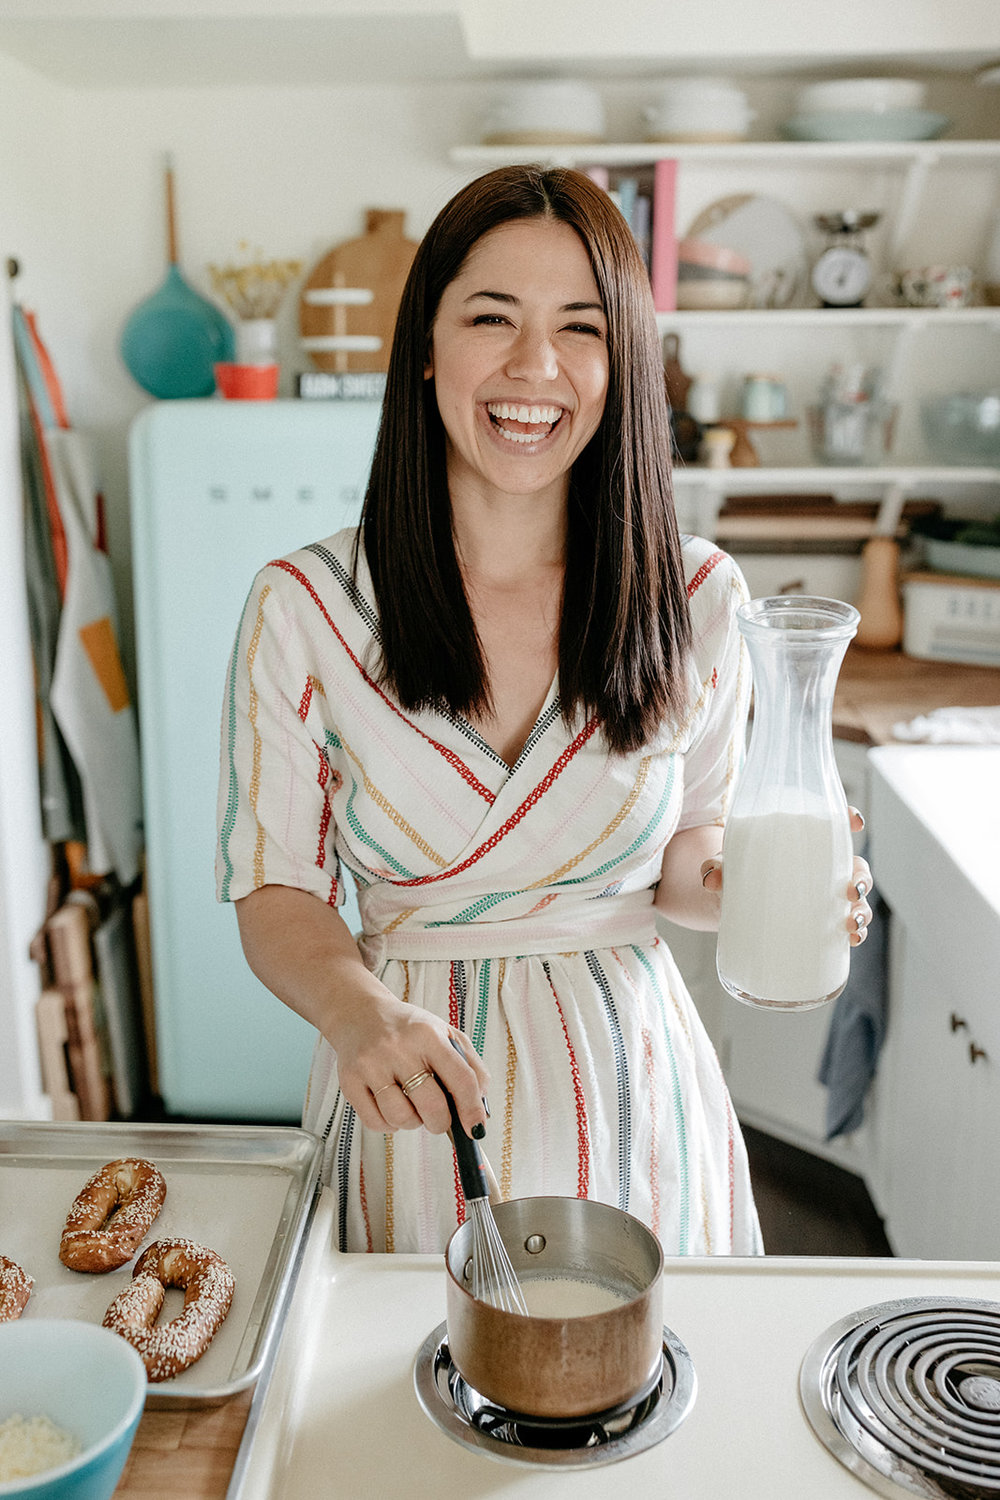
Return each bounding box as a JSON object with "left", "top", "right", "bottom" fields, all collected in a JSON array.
[{"left": 650, "top": 158, "right": 678, "bottom": 313}]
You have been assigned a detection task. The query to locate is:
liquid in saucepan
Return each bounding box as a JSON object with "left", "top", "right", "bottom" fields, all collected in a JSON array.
[{"left": 519, "top": 1274, "right": 631, "bottom": 1318}]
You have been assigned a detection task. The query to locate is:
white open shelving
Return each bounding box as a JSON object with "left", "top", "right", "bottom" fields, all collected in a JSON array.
[{"left": 451, "top": 137, "right": 1000, "bottom": 524}]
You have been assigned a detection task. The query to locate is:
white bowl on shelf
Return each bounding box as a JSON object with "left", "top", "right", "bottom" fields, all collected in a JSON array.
[
  {"left": 794, "top": 77, "right": 926, "bottom": 115},
  {"left": 480, "top": 81, "right": 605, "bottom": 144},
  {"left": 642, "top": 77, "right": 754, "bottom": 142},
  {"left": 780, "top": 109, "right": 950, "bottom": 142}
]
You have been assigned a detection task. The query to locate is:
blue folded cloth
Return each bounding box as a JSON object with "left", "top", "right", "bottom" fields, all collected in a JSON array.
[{"left": 817, "top": 891, "right": 890, "bottom": 1141}]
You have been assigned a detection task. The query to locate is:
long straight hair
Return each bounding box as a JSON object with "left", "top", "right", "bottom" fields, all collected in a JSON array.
[{"left": 357, "top": 165, "right": 692, "bottom": 755}]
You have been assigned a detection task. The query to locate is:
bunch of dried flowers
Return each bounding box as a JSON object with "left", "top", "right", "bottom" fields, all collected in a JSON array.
[{"left": 208, "top": 245, "right": 302, "bottom": 320}]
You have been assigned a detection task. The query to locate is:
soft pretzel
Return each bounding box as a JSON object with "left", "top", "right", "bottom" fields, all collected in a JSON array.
[
  {"left": 59, "top": 1157, "right": 167, "bottom": 1273},
  {"left": 0, "top": 1255, "right": 32, "bottom": 1321},
  {"left": 102, "top": 1237, "right": 235, "bottom": 1382}
]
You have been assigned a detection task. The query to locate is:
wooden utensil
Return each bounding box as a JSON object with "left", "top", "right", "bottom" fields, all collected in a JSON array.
[
  {"left": 662, "top": 331, "right": 692, "bottom": 411},
  {"left": 855, "top": 484, "right": 906, "bottom": 649},
  {"left": 120, "top": 156, "right": 234, "bottom": 398}
]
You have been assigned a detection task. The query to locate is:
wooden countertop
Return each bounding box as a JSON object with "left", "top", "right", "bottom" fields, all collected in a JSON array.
[
  {"left": 834, "top": 647, "right": 1000, "bottom": 746},
  {"left": 114, "top": 1391, "right": 251, "bottom": 1499}
]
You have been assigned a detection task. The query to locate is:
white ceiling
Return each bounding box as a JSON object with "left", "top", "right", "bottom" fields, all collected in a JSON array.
[
  {"left": 0, "top": 12, "right": 998, "bottom": 89},
  {"left": 0, "top": 9, "right": 995, "bottom": 90}
]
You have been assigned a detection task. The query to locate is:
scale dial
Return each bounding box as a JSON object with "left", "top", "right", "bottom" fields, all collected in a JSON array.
[{"left": 811, "top": 244, "right": 873, "bottom": 308}]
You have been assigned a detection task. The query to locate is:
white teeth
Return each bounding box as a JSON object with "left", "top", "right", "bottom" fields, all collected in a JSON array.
[{"left": 487, "top": 402, "right": 563, "bottom": 425}]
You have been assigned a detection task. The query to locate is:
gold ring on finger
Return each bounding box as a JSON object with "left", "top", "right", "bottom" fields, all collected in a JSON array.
[
  {"left": 400, "top": 1070, "right": 432, "bottom": 1098},
  {"left": 373, "top": 1083, "right": 395, "bottom": 1101}
]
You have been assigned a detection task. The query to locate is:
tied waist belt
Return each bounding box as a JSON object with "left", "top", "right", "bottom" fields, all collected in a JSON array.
[{"left": 357, "top": 892, "right": 658, "bottom": 968}]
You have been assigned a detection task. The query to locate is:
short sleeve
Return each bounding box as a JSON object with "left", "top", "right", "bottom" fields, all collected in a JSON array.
[
  {"left": 674, "top": 546, "right": 751, "bottom": 833},
  {"left": 216, "top": 568, "right": 343, "bottom": 908}
]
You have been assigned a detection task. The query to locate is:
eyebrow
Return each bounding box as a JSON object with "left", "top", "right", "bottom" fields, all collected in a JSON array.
[{"left": 463, "top": 290, "right": 606, "bottom": 314}]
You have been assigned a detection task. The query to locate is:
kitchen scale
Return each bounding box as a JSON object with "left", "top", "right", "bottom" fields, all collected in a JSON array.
[{"left": 811, "top": 212, "right": 880, "bottom": 308}]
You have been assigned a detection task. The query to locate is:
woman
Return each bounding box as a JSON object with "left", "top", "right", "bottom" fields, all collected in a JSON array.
[{"left": 217, "top": 166, "right": 872, "bottom": 1256}]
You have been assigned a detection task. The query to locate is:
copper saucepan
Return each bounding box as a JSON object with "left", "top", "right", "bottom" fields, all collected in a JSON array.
[{"left": 445, "top": 1196, "right": 664, "bottom": 1419}]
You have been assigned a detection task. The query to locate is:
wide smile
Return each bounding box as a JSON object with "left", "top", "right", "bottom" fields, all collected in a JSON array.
[{"left": 485, "top": 401, "right": 566, "bottom": 446}]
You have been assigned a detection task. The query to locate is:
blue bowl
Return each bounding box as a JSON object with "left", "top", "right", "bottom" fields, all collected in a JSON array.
[
  {"left": 0, "top": 1321, "right": 146, "bottom": 1499},
  {"left": 920, "top": 392, "right": 1000, "bottom": 464}
]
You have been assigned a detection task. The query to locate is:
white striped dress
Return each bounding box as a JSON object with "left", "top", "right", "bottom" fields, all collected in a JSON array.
[{"left": 217, "top": 526, "right": 763, "bottom": 1257}]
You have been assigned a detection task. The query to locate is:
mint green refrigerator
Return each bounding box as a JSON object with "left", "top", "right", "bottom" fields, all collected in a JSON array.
[{"left": 129, "top": 399, "right": 381, "bottom": 1118}]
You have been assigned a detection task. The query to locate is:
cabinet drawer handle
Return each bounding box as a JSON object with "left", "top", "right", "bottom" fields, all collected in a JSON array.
[
  {"left": 970, "top": 1043, "right": 988, "bottom": 1065},
  {"left": 950, "top": 1013, "right": 968, "bottom": 1032}
]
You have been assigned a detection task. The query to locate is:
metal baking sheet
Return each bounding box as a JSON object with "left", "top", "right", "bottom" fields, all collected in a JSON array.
[{"left": 0, "top": 1120, "right": 321, "bottom": 1406}]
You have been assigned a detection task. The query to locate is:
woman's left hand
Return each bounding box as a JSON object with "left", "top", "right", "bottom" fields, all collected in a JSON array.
[
  {"left": 848, "top": 806, "right": 874, "bottom": 947},
  {"left": 699, "top": 804, "right": 874, "bottom": 945}
]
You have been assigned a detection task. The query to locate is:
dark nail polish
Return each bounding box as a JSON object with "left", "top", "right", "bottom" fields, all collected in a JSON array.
[{"left": 471, "top": 1123, "right": 486, "bottom": 1140}]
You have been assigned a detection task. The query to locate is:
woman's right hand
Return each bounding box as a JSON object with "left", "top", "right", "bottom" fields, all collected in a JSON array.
[
  {"left": 330, "top": 988, "right": 490, "bottom": 1138},
  {"left": 234, "top": 884, "right": 489, "bottom": 1140}
]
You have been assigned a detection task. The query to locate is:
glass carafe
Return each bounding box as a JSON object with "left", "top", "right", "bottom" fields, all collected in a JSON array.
[{"left": 716, "top": 596, "right": 859, "bottom": 1011}]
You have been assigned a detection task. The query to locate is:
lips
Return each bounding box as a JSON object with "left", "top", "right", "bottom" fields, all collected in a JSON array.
[{"left": 486, "top": 401, "right": 565, "bottom": 445}]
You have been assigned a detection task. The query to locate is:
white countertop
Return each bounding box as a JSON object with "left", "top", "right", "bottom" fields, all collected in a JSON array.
[
  {"left": 868, "top": 744, "right": 1000, "bottom": 919},
  {"left": 232, "top": 1189, "right": 1000, "bottom": 1500}
]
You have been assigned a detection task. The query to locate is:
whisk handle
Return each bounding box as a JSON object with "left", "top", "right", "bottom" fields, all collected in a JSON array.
[{"left": 446, "top": 1039, "right": 490, "bottom": 1204}]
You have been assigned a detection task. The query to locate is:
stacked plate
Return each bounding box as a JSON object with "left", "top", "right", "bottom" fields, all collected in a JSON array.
[
  {"left": 781, "top": 77, "right": 950, "bottom": 142},
  {"left": 676, "top": 238, "right": 751, "bottom": 310}
]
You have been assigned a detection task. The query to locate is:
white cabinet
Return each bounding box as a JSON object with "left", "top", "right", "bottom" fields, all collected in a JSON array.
[
  {"left": 868, "top": 745, "right": 1000, "bottom": 1260},
  {"left": 875, "top": 917, "right": 1000, "bottom": 1259}
]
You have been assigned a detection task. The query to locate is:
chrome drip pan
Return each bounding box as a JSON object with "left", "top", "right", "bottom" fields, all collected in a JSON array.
[
  {"left": 413, "top": 1320, "right": 696, "bottom": 1469},
  {"left": 800, "top": 1297, "right": 1000, "bottom": 1498}
]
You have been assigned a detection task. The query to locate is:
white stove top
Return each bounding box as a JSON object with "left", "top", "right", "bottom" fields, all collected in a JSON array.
[{"left": 232, "top": 1190, "right": 1000, "bottom": 1499}]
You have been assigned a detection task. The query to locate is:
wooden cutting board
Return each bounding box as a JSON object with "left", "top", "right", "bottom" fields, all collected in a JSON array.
[{"left": 299, "top": 209, "right": 418, "bottom": 373}]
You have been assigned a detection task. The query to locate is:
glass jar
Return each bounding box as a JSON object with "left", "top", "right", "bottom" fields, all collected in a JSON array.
[{"left": 716, "top": 596, "right": 859, "bottom": 1010}]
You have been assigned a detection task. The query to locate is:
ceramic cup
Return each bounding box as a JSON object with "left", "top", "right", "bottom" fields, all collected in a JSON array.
[{"left": 897, "top": 265, "right": 975, "bottom": 308}]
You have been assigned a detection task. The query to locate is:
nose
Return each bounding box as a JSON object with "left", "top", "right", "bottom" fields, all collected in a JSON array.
[{"left": 504, "top": 326, "right": 558, "bottom": 383}]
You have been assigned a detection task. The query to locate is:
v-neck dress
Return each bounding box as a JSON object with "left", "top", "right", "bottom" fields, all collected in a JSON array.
[{"left": 216, "top": 526, "right": 763, "bottom": 1256}]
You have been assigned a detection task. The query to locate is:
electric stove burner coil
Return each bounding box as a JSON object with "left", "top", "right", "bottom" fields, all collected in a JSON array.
[
  {"left": 801, "top": 1297, "right": 1000, "bottom": 1499},
  {"left": 413, "top": 1321, "right": 696, "bottom": 1469}
]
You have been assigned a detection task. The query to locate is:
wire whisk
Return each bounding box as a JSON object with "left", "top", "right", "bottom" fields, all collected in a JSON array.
[{"left": 445, "top": 1051, "right": 527, "bottom": 1316}]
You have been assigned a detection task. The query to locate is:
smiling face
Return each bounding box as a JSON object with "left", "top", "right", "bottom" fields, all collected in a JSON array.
[{"left": 425, "top": 216, "right": 610, "bottom": 514}]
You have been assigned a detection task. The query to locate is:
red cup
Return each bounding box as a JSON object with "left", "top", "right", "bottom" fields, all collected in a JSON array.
[{"left": 213, "top": 363, "right": 279, "bottom": 400}]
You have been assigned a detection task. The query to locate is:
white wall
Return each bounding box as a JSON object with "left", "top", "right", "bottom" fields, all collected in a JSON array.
[{"left": 28, "top": 79, "right": 491, "bottom": 678}]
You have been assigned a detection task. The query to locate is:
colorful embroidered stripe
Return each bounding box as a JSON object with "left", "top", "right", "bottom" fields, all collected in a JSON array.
[
  {"left": 545, "top": 966, "right": 590, "bottom": 1198},
  {"left": 335, "top": 1102, "right": 357, "bottom": 1253},
  {"left": 585, "top": 951, "right": 630, "bottom": 1212},
  {"left": 687, "top": 549, "right": 726, "bottom": 598},
  {"left": 393, "top": 715, "right": 600, "bottom": 888},
  {"left": 633, "top": 943, "right": 690, "bottom": 1253},
  {"left": 271, "top": 559, "right": 496, "bottom": 804},
  {"left": 642, "top": 1027, "right": 660, "bottom": 1238}
]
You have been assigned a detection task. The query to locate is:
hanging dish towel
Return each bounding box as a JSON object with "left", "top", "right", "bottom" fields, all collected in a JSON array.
[
  {"left": 48, "top": 429, "right": 143, "bottom": 886},
  {"left": 818, "top": 842, "right": 890, "bottom": 1141},
  {"left": 893, "top": 705, "right": 1000, "bottom": 744}
]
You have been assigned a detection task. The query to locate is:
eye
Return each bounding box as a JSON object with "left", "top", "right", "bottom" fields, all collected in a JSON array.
[
  {"left": 564, "top": 321, "right": 606, "bottom": 339},
  {"left": 471, "top": 313, "right": 511, "bottom": 327}
]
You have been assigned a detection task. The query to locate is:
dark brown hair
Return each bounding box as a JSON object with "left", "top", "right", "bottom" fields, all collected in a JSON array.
[{"left": 357, "top": 164, "right": 691, "bottom": 755}]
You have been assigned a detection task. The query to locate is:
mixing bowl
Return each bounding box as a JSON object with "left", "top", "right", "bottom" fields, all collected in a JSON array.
[
  {"left": 920, "top": 392, "right": 1000, "bottom": 464},
  {"left": 0, "top": 1321, "right": 146, "bottom": 1500}
]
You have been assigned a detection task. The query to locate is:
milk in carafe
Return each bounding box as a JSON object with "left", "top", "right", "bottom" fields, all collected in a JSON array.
[
  {"left": 717, "top": 802, "right": 853, "bottom": 1006},
  {"left": 715, "top": 595, "right": 860, "bottom": 1011}
]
